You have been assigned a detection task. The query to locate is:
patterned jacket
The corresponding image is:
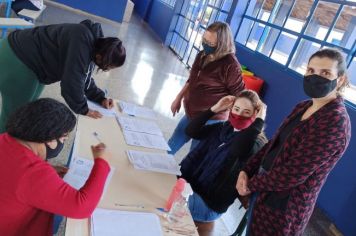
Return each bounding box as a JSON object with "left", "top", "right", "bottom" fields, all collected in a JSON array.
[{"left": 243, "top": 97, "right": 351, "bottom": 236}]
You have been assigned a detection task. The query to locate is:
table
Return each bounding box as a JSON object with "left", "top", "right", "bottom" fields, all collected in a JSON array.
[{"left": 64, "top": 102, "right": 198, "bottom": 236}]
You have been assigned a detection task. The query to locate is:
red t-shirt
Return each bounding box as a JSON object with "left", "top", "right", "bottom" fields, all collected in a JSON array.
[{"left": 0, "top": 133, "right": 110, "bottom": 236}]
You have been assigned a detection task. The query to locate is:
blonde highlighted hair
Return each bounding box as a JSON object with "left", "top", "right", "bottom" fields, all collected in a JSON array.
[{"left": 205, "top": 22, "right": 235, "bottom": 62}]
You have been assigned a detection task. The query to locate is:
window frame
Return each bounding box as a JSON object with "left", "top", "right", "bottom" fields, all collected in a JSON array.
[{"left": 234, "top": 0, "right": 356, "bottom": 105}]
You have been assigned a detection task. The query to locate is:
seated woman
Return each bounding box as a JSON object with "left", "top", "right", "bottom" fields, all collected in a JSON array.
[
  {"left": 236, "top": 48, "right": 351, "bottom": 236},
  {"left": 0, "top": 98, "right": 111, "bottom": 236},
  {"left": 180, "top": 90, "right": 267, "bottom": 235}
]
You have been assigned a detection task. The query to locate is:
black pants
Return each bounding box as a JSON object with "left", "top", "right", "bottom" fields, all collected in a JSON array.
[{"left": 11, "top": 0, "right": 40, "bottom": 14}]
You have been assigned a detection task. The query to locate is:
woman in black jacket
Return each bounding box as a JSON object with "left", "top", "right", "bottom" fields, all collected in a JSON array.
[
  {"left": 0, "top": 19, "right": 126, "bottom": 132},
  {"left": 180, "top": 90, "right": 267, "bottom": 235}
]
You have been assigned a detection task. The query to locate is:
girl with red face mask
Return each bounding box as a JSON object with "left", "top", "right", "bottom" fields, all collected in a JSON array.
[{"left": 179, "top": 90, "right": 267, "bottom": 235}]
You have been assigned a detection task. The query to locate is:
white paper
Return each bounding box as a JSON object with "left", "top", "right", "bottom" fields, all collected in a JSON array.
[
  {"left": 117, "top": 116, "right": 163, "bottom": 136},
  {"left": 122, "top": 130, "right": 171, "bottom": 151},
  {"left": 127, "top": 150, "right": 181, "bottom": 175},
  {"left": 87, "top": 100, "right": 117, "bottom": 117},
  {"left": 90, "top": 208, "right": 163, "bottom": 236},
  {"left": 63, "top": 157, "right": 115, "bottom": 197},
  {"left": 118, "top": 101, "right": 157, "bottom": 120}
]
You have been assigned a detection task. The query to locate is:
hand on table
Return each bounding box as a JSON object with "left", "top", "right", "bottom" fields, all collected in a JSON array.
[{"left": 86, "top": 109, "right": 103, "bottom": 119}]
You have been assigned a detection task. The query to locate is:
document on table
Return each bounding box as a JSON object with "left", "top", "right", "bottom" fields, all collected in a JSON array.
[
  {"left": 126, "top": 150, "right": 181, "bottom": 175},
  {"left": 63, "top": 157, "right": 115, "bottom": 196},
  {"left": 117, "top": 116, "right": 163, "bottom": 136},
  {"left": 90, "top": 208, "right": 163, "bottom": 236},
  {"left": 122, "top": 130, "right": 171, "bottom": 151},
  {"left": 87, "top": 100, "right": 117, "bottom": 117},
  {"left": 118, "top": 101, "right": 157, "bottom": 120}
]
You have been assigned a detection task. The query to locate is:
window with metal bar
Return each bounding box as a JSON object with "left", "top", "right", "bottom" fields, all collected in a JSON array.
[{"left": 234, "top": 0, "right": 356, "bottom": 104}]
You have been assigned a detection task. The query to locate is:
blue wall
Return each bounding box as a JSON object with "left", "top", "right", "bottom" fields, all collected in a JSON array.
[
  {"left": 131, "top": 0, "right": 151, "bottom": 19},
  {"left": 235, "top": 44, "right": 356, "bottom": 236},
  {"left": 54, "top": 0, "right": 128, "bottom": 22},
  {"left": 132, "top": 0, "right": 176, "bottom": 43}
]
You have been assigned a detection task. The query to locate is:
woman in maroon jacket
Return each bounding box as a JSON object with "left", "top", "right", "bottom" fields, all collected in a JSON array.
[
  {"left": 236, "top": 48, "right": 351, "bottom": 236},
  {"left": 168, "top": 21, "right": 245, "bottom": 155},
  {"left": 0, "top": 98, "right": 110, "bottom": 236}
]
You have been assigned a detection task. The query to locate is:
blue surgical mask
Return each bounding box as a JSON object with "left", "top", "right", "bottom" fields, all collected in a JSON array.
[{"left": 202, "top": 42, "right": 216, "bottom": 55}]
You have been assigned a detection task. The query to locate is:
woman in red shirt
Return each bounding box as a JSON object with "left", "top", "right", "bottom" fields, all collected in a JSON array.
[
  {"left": 0, "top": 98, "right": 111, "bottom": 236},
  {"left": 168, "top": 21, "right": 245, "bottom": 155}
]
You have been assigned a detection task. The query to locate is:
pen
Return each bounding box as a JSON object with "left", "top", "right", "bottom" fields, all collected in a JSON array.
[{"left": 93, "top": 132, "right": 102, "bottom": 143}]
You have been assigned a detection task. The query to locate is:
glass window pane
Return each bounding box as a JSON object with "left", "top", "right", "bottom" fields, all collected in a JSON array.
[
  {"left": 236, "top": 18, "right": 254, "bottom": 45},
  {"left": 305, "top": 1, "right": 339, "bottom": 41},
  {"left": 344, "top": 57, "right": 356, "bottom": 104},
  {"left": 170, "top": 33, "right": 178, "bottom": 51},
  {"left": 222, "top": 0, "right": 233, "bottom": 12},
  {"left": 326, "top": 5, "right": 356, "bottom": 49},
  {"left": 178, "top": 39, "right": 188, "bottom": 58},
  {"left": 188, "top": 48, "right": 199, "bottom": 67},
  {"left": 208, "top": 9, "right": 219, "bottom": 25},
  {"left": 246, "top": 23, "right": 266, "bottom": 51},
  {"left": 217, "top": 12, "right": 228, "bottom": 22},
  {"left": 194, "top": 27, "right": 205, "bottom": 48},
  {"left": 285, "top": 0, "right": 314, "bottom": 33},
  {"left": 289, "top": 39, "right": 322, "bottom": 74},
  {"left": 257, "top": 0, "right": 277, "bottom": 22},
  {"left": 256, "top": 27, "right": 280, "bottom": 57},
  {"left": 271, "top": 32, "right": 297, "bottom": 65},
  {"left": 181, "top": 1, "right": 191, "bottom": 15},
  {"left": 246, "top": 0, "right": 264, "bottom": 18},
  {"left": 269, "top": 0, "right": 293, "bottom": 26},
  {"left": 201, "top": 7, "right": 214, "bottom": 27}
]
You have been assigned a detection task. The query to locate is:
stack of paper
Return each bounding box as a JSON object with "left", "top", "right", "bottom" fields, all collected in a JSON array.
[
  {"left": 88, "top": 100, "right": 118, "bottom": 117},
  {"left": 117, "top": 116, "right": 163, "bottom": 136},
  {"left": 90, "top": 208, "right": 163, "bottom": 236},
  {"left": 127, "top": 150, "right": 181, "bottom": 175},
  {"left": 118, "top": 101, "right": 157, "bottom": 120},
  {"left": 122, "top": 130, "right": 171, "bottom": 151},
  {"left": 63, "top": 157, "right": 115, "bottom": 197}
]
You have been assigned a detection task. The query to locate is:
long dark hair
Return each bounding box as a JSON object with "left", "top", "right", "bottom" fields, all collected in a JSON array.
[
  {"left": 6, "top": 98, "right": 77, "bottom": 143},
  {"left": 94, "top": 37, "right": 126, "bottom": 71}
]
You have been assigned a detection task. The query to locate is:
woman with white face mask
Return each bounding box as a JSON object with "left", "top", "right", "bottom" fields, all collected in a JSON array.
[
  {"left": 179, "top": 90, "right": 267, "bottom": 235},
  {"left": 236, "top": 48, "right": 351, "bottom": 236}
]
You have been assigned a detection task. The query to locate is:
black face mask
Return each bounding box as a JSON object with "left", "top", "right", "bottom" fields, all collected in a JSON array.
[
  {"left": 303, "top": 74, "right": 337, "bottom": 98},
  {"left": 45, "top": 139, "right": 64, "bottom": 160}
]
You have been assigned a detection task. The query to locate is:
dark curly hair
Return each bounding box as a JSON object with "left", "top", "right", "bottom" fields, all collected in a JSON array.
[
  {"left": 6, "top": 98, "right": 77, "bottom": 143},
  {"left": 94, "top": 37, "right": 126, "bottom": 71}
]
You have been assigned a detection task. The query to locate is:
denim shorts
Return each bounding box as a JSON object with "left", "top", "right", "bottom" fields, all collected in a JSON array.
[{"left": 188, "top": 192, "right": 222, "bottom": 222}]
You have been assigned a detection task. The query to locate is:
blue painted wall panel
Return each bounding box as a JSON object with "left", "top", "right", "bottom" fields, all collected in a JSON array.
[{"left": 54, "top": 0, "right": 127, "bottom": 22}]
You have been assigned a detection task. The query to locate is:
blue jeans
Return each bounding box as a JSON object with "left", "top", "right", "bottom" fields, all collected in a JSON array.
[
  {"left": 188, "top": 192, "right": 222, "bottom": 222},
  {"left": 167, "top": 115, "right": 221, "bottom": 155}
]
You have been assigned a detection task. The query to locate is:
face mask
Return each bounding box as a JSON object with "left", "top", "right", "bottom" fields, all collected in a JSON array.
[
  {"left": 228, "top": 112, "right": 255, "bottom": 130},
  {"left": 303, "top": 74, "right": 337, "bottom": 98},
  {"left": 202, "top": 42, "right": 216, "bottom": 55},
  {"left": 45, "top": 139, "right": 64, "bottom": 160}
]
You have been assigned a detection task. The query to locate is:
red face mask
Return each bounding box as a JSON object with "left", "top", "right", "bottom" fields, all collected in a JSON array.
[{"left": 228, "top": 112, "right": 255, "bottom": 130}]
